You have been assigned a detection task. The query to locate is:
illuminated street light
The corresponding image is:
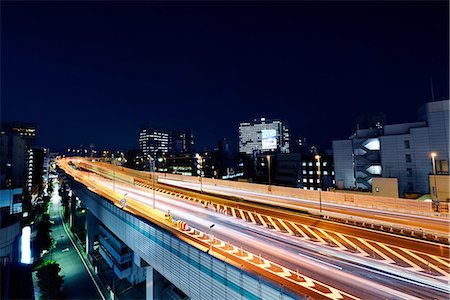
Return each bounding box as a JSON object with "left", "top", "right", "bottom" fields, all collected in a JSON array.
[
  {"left": 209, "top": 224, "right": 215, "bottom": 254},
  {"left": 431, "top": 152, "right": 439, "bottom": 212},
  {"left": 198, "top": 154, "right": 203, "bottom": 193},
  {"left": 148, "top": 155, "right": 156, "bottom": 209},
  {"left": 266, "top": 155, "right": 272, "bottom": 192},
  {"left": 315, "top": 154, "right": 322, "bottom": 213}
]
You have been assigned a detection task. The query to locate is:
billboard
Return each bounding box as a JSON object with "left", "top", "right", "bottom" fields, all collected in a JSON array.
[{"left": 261, "top": 129, "right": 277, "bottom": 150}]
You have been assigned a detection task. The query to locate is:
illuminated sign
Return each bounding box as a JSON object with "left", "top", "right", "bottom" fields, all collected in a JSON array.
[{"left": 261, "top": 129, "right": 277, "bottom": 150}]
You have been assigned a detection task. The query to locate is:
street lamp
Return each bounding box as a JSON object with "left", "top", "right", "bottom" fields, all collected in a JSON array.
[
  {"left": 431, "top": 152, "right": 439, "bottom": 212},
  {"left": 209, "top": 224, "right": 215, "bottom": 254},
  {"left": 315, "top": 154, "right": 322, "bottom": 213},
  {"left": 148, "top": 155, "right": 156, "bottom": 209},
  {"left": 198, "top": 154, "right": 203, "bottom": 193},
  {"left": 266, "top": 155, "right": 272, "bottom": 192}
]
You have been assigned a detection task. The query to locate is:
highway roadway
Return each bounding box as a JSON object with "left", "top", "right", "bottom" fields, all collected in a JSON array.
[
  {"left": 157, "top": 178, "right": 450, "bottom": 235},
  {"left": 83, "top": 170, "right": 448, "bottom": 299}
]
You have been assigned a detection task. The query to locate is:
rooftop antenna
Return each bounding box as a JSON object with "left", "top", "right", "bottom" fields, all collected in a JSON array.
[{"left": 430, "top": 77, "right": 436, "bottom": 101}]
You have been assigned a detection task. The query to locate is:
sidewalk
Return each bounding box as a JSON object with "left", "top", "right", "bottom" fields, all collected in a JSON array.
[{"left": 45, "top": 180, "right": 105, "bottom": 299}]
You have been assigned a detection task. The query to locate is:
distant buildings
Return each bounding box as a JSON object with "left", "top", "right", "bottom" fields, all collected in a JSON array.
[
  {"left": 170, "top": 130, "right": 194, "bottom": 154},
  {"left": 0, "top": 132, "right": 26, "bottom": 189},
  {"left": 139, "top": 127, "right": 170, "bottom": 158},
  {"left": 1, "top": 122, "right": 36, "bottom": 147},
  {"left": 239, "top": 118, "right": 290, "bottom": 154},
  {"left": 333, "top": 99, "right": 449, "bottom": 197}
]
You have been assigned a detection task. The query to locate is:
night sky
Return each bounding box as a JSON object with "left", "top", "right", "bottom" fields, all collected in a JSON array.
[{"left": 1, "top": 1, "right": 448, "bottom": 153}]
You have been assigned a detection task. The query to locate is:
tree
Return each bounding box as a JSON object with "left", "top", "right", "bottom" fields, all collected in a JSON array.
[{"left": 34, "top": 260, "right": 65, "bottom": 299}]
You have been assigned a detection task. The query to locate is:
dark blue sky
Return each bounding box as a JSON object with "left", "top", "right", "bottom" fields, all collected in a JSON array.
[{"left": 2, "top": 1, "right": 448, "bottom": 153}]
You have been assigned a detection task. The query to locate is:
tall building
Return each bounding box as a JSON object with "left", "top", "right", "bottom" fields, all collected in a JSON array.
[
  {"left": 26, "top": 148, "right": 45, "bottom": 194},
  {"left": 139, "top": 127, "right": 170, "bottom": 158},
  {"left": 0, "top": 132, "right": 26, "bottom": 189},
  {"left": 333, "top": 99, "right": 449, "bottom": 196},
  {"left": 1, "top": 123, "right": 36, "bottom": 147},
  {"left": 238, "top": 118, "right": 290, "bottom": 154},
  {"left": 170, "top": 130, "right": 194, "bottom": 154}
]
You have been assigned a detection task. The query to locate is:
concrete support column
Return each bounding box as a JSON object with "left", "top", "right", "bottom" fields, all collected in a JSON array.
[
  {"left": 145, "top": 266, "right": 164, "bottom": 300},
  {"left": 70, "top": 192, "right": 77, "bottom": 228},
  {"left": 85, "top": 210, "right": 98, "bottom": 256}
]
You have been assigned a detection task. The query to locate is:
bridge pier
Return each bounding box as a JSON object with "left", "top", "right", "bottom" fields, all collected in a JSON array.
[
  {"left": 146, "top": 266, "right": 164, "bottom": 300},
  {"left": 85, "top": 210, "right": 98, "bottom": 257}
]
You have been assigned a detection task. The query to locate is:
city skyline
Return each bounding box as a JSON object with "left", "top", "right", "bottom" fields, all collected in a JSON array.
[{"left": 2, "top": 1, "right": 448, "bottom": 152}]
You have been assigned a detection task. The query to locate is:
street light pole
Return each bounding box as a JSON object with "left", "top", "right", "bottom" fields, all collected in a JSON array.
[
  {"left": 149, "top": 155, "right": 156, "bottom": 209},
  {"left": 431, "top": 152, "right": 439, "bottom": 212},
  {"left": 198, "top": 155, "right": 203, "bottom": 193},
  {"left": 266, "top": 155, "right": 271, "bottom": 192},
  {"left": 315, "top": 154, "right": 322, "bottom": 213},
  {"left": 209, "top": 224, "right": 215, "bottom": 254}
]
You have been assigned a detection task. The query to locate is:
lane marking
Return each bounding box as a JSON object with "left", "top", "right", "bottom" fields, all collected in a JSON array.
[
  {"left": 256, "top": 214, "right": 268, "bottom": 227},
  {"left": 401, "top": 248, "right": 450, "bottom": 277},
  {"left": 356, "top": 238, "right": 395, "bottom": 264},
  {"left": 316, "top": 229, "right": 347, "bottom": 250},
  {"left": 334, "top": 233, "right": 370, "bottom": 257},
  {"left": 289, "top": 222, "right": 310, "bottom": 239},
  {"left": 247, "top": 212, "right": 257, "bottom": 224},
  {"left": 430, "top": 255, "right": 450, "bottom": 269},
  {"left": 231, "top": 207, "right": 237, "bottom": 218},
  {"left": 277, "top": 219, "right": 294, "bottom": 235},
  {"left": 376, "top": 243, "right": 422, "bottom": 271},
  {"left": 301, "top": 225, "right": 327, "bottom": 244},
  {"left": 238, "top": 209, "right": 246, "bottom": 221},
  {"left": 266, "top": 216, "right": 281, "bottom": 231}
]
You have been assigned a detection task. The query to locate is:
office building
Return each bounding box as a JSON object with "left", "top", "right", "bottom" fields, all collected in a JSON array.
[
  {"left": 139, "top": 127, "right": 170, "bottom": 158},
  {"left": 333, "top": 99, "right": 449, "bottom": 196},
  {"left": 26, "top": 148, "right": 45, "bottom": 195},
  {"left": 170, "top": 130, "right": 194, "bottom": 154},
  {"left": 1, "top": 123, "right": 36, "bottom": 147},
  {"left": 239, "top": 118, "right": 290, "bottom": 154},
  {"left": 0, "top": 132, "right": 26, "bottom": 189}
]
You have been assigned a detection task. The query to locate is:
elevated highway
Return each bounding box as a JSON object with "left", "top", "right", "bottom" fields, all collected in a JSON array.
[{"left": 58, "top": 158, "right": 450, "bottom": 299}]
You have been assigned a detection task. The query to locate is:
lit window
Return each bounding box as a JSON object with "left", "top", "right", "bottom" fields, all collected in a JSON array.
[
  {"left": 323, "top": 171, "right": 328, "bottom": 175},
  {"left": 309, "top": 171, "right": 313, "bottom": 175},
  {"left": 308, "top": 162, "right": 313, "bottom": 166},
  {"left": 363, "top": 138, "right": 380, "bottom": 151},
  {"left": 309, "top": 179, "right": 313, "bottom": 183},
  {"left": 303, "top": 178, "right": 307, "bottom": 183},
  {"left": 302, "top": 170, "right": 306, "bottom": 174},
  {"left": 302, "top": 162, "right": 306, "bottom": 166}
]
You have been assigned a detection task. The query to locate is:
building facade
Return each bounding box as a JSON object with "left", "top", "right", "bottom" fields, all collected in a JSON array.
[
  {"left": 239, "top": 118, "right": 290, "bottom": 154},
  {"left": 333, "top": 100, "right": 449, "bottom": 196},
  {"left": 139, "top": 127, "right": 170, "bottom": 158}
]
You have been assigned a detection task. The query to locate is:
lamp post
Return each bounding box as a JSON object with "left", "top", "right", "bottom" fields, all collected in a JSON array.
[
  {"left": 266, "top": 155, "right": 271, "bottom": 192},
  {"left": 148, "top": 155, "right": 156, "bottom": 209},
  {"left": 431, "top": 152, "right": 439, "bottom": 212},
  {"left": 315, "top": 154, "right": 322, "bottom": 213},
  {"left": 198, "top": 155, "right": 203, "bottom": 193},
  {"left": 209, "top": 224, "right": 215, "bottom": 254}
]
